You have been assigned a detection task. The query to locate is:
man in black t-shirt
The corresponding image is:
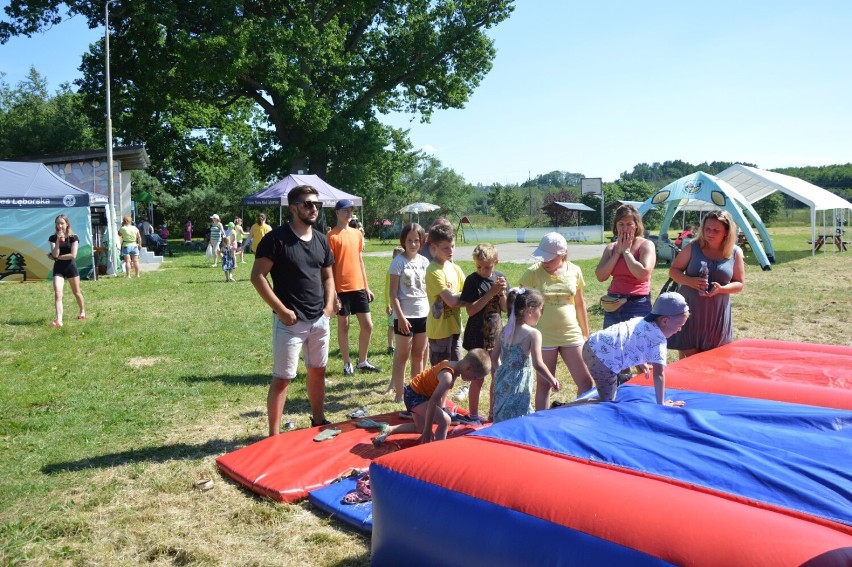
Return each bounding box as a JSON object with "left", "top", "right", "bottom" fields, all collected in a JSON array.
[{"left": 251, "top": 185, "right": 336, "bottom": 436}]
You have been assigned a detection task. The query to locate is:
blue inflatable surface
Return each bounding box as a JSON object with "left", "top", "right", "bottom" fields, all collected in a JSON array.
[
  {"left": 308, "top": 476, "right": 373, "bottom": 533},
  {"left": 474, "top": 385, "right": 852, "bottom": 526}
]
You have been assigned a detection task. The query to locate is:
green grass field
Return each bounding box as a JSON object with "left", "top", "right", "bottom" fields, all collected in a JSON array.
[{"left": 0, "top": 224, "right": 849, "bottom": 565}]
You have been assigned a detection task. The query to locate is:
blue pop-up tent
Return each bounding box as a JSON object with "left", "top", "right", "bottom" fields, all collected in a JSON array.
[{"left": 637, "top": 171, "right": 775, "bottom": 270}]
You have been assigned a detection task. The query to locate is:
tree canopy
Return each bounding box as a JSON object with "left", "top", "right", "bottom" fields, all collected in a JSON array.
[
  {"left": 1, "top": 0, "right": 514, "bottom": 216},
  {"left": 0, "top": 68, "right": 98, "bottom": 158}
]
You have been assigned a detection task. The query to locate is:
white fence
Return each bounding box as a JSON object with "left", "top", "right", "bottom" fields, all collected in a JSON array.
[{"left": 457, "top": 225, "right": 605, "bottom": 244}]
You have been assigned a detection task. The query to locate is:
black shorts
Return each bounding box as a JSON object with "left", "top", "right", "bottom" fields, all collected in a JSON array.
[
  {"left": 53, "top": 260, "right": 79, "bottom": 279},
  {"left": 337, "top": 290, "right": 371, "bottom": 316},
  {"left": 394, "top": 316, "right": 427, "bottom": 336}
]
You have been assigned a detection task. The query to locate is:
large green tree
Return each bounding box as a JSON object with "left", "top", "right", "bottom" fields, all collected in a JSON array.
[
  {"left": 0, "top": 68, "right": 98, "bottom": 158},
  {"left": 1, "top": 0, "right": 514, "bottom": 208}
]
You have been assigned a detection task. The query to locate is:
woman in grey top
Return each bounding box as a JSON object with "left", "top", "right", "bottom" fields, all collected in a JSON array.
[{"left": 667, "top": 210, "right": 745, "bottom": 358}]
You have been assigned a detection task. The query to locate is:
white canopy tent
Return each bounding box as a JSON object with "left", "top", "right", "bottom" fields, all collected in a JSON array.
[{"left": 716, "top": 165, "right": 852, "bottom": 256}]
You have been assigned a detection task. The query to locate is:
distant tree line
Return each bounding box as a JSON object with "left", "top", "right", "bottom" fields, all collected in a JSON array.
[{"left": 3, "top": 71, "right": 850, "bottom": 232}]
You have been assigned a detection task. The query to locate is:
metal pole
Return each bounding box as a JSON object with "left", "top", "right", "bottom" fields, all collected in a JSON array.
[
  {"left": 600, "top": 189, "right": 605, "bottom": 244},
  {"left": 105, "top": 0, "right": 119, "bottom": 275}
]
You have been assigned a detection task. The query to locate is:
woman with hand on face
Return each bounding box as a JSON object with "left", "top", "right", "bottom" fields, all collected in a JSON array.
[
  {"left": 48, "top": 214, "right": 86, "bottom": 327},
  {"left": 595, "top": 204, "right": 656, "bottom": 329},
  {"left": 667, "top": 210, "right": 745, "bottom": 359}
]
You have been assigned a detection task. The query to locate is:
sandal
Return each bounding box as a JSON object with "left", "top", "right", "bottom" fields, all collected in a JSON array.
[
  {"left": 347, "top": 407, "right": 369, "bottom": 419},
  {"left": 77, "top": 314, "right": 87, "bottom": 320},
  {"left": 50, "top": 320, "right": 63, "bottom": 328},
  {"left": 313, "top": 427, "right": 342, "bottom": 442}
]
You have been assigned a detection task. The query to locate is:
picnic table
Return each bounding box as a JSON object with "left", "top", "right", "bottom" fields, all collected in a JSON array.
[{"left": 809, "top": 232, "right": 848, "bottom": 252}]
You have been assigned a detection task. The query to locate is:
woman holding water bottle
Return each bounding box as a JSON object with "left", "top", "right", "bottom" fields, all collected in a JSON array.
[
  {"left": 667, "top": 210, "right": 745, "bottom": 358},
  {"left": 47, "top": 214, "right": 86, "bottom": 327}
]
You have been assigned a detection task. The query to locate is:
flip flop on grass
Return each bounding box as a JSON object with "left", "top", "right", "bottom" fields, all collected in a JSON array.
[{"left": 313, "top": 428, "right": 342, "bottom": 442}]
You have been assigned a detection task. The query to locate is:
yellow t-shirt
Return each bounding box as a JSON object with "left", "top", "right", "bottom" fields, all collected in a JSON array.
[
  {"left": 519, "top": 261, "right": 585, "bottom": 347},
  {"left": 425, "top": 260, "right": 465, "bottom": 340},
  {"left": 118, "top": 225, "right": 140, "bottom": 246},
  {"left": 327, "top": 226, "right": 366, "bottom": 292},
  {"left": 250, "top": 222, "right": 271, "bottom": 253}
]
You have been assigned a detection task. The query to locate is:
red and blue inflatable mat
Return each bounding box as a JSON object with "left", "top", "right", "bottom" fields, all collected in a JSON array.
[
  {"left": 651, "top": 338, "right": 852, "bottom": 410},
  {"left": 370, "top": 386, "right": 852, "bottom": 566}
]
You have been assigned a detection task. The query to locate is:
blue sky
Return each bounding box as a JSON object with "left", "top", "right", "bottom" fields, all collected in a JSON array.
[{"left": 3, "top": 1, "right": 851, "bottom": 184}]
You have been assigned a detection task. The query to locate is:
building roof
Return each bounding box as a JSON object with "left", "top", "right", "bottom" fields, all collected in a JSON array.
[{"left": 14, "top": 145, "right": 150, "bottom": 170}]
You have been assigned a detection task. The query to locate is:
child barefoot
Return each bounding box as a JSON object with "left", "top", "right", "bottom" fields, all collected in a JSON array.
[
  {"left": 374, "top": 349, "right": 491, "bottom": 446},
  {"left": 492, "top": 288, "right": 560, "bottom": 423}
]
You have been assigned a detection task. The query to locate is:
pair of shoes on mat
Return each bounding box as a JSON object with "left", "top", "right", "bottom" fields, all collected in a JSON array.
[
  {"left": 314, "top": 428, "right": 342, "bottom": 442},
  {"left": 310, "top": 417, "right": 332, "bottom": 427},
  {"left": 342, "top": 473, "right": 371, "bottom": 504},
  {"left": 347, "top": 407, "right": 369, "bottom": 419}
]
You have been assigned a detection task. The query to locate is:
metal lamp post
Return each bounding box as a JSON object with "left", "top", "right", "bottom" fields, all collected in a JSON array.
[{"left": 104, "top": 0, "right": 119, "bottom": 275}]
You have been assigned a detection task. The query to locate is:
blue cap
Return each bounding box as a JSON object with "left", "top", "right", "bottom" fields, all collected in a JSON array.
[{"left": 335, "top": 199, "right": 355, "bottom": 210}]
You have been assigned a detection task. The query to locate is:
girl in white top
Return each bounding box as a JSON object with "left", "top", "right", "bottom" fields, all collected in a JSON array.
[{"left": 387, "top": 223, "right": 431, "bottom": 402}]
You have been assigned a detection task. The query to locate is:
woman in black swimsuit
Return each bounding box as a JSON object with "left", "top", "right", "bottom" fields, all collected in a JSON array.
[{"left": 47, "top": 214, "right": 86, "bottom": 327}]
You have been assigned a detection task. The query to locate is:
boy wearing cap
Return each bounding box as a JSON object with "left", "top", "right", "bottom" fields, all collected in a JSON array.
[
  {"left": 582, "top": 292, "right": 689, "bottom": 406},
  {"left": 328, "top": 198, "right": 382, "bottom": 375}
]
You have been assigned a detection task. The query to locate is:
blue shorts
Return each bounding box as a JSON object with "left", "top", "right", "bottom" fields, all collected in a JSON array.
[
  {"left": 403, "top": 385, "right": 430, "bottom": 411},
  {"left": 120, "top": 244, "right": 139, "bottom": 256}
]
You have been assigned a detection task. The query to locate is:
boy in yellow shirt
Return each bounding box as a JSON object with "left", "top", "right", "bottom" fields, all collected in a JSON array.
[{"left": 425, "top": 224, "right": 466, "bottom": 365}]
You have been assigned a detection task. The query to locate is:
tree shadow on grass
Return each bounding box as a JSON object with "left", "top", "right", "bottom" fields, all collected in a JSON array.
[{"left": 42, "top": 434, "right": 265, "bottom": 475}]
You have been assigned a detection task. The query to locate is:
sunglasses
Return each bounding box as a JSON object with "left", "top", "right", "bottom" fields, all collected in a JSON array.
[{"left": 296, "top": 200, "right": 322, "bottom": 210}]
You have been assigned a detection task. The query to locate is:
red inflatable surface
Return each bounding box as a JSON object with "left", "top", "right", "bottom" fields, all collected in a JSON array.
[
  {"left": 216, "top": 405, "right": 481, "bottom": 503},
  {"left": 635, "top": 339, "right": 852, "bottom": 410},
  {"left": 372, "top": 434, "right": 852, "bottom": 566}
]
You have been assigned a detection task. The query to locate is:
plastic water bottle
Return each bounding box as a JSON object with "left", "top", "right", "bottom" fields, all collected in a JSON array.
[{"left": 698, "top": 261, "right": 710, "bottom": 292}]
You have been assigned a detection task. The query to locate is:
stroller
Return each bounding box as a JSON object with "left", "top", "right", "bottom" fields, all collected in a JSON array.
[{"left": 145, "top": 233, "right": 173, "bottom": 257}]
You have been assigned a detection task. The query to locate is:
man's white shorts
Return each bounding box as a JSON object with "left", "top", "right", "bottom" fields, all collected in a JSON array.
[{"left": 272, "top": 314, "right": 330, "bottom": 380}]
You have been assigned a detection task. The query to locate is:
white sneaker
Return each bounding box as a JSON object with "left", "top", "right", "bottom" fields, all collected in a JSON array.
[{"left": 453, "top": 385, "right": 469, "bottom": 401}]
